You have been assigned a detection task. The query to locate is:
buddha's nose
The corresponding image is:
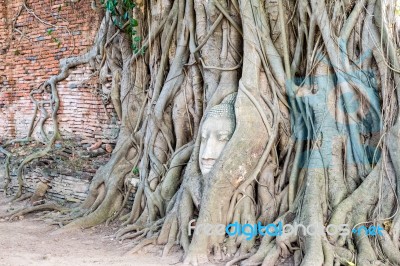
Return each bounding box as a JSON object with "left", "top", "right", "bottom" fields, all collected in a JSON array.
[{"left": 201, "top": 137, "right": 218, "bottom": 160}]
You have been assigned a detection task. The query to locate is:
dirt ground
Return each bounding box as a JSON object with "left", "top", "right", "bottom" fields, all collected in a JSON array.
[{"left": 0, "top": 194, "right": 183, "bottom": 266}]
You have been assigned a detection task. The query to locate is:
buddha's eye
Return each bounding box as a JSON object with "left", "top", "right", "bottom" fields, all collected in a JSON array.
[{"left": 218, "top": 134, "right": 230, "bottom": 141}]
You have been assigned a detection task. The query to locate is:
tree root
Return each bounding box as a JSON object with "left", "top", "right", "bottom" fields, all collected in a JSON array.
[
  {"left": 117, "top": 224, "right": 145, "bottom": 240},
  {"left": 0, "top": 147, "right": 12, "bottom": 194},
  {"left": 225, "top": 253, "right": 254, "bottom": 266},
  {"left": 128, "top": 236, "right": 158, "bottom": 254},
  {"left": 0, "top": 203, "right": 67, "bottom": 220}
]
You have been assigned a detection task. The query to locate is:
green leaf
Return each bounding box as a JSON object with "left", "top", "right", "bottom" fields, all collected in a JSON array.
[
  {"left": 123, "top": 12, "right": 129, "bottom": 20},
  {"left": 132, "top": 167, "right": 139, "bottom": 175},
  {"left": 133, "top": 36, "right": 141, "bottom": 42},
  {"left": 47, "top": 29, "right": 54, "bottom": 35},
  {"left": 123, "top": 0, "right": 135, "bottom": 9},
  {"left": 106, "top": 0, "right": 117, "bottom": 13},
  {"left": 112, "top": 17, "right": 120, "bottom": 26},
  {"left": 130, "top": 18, "right": 138, "bottom": 27}
]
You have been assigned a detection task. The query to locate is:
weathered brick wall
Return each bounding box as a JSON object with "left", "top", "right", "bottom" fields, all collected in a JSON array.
[{"left": 0, "top": 0, "right": 118, "bottom": 146}]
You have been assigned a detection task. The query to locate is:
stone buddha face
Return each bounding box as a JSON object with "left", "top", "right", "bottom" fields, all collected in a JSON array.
[{"left": 199, "top": 93, "right": 236, "bottom": 175}]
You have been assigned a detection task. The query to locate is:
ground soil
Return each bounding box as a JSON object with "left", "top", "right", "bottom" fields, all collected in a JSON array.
[{"left": 0, "top": 194, "right": 184, "bottom": 266}]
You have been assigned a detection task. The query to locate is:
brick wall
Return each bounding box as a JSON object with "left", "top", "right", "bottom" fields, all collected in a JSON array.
[{"left": 0, "top": 0, "right": 118, "bottom": 145}]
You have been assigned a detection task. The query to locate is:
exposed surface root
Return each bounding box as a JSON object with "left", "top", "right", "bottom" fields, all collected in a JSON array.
[{"left": 0, "top": 203, "right": 67, "bottom": 220}]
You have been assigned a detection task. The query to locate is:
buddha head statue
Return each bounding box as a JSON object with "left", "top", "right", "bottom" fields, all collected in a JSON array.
[{"left": 199, "top": 93, "right": 237, "bottom": 175}]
